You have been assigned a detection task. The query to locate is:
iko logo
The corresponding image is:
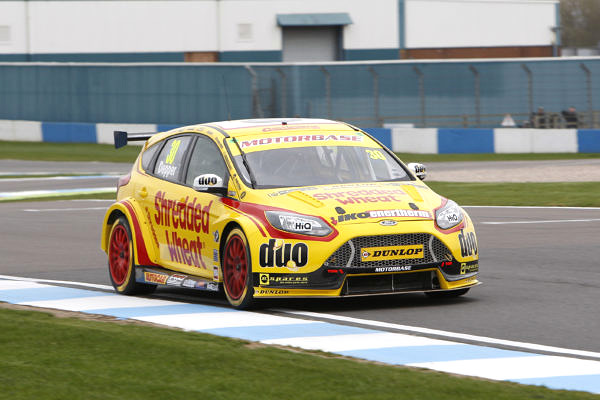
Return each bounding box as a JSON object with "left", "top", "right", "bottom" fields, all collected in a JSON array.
[
  {"left": 458, "top": 230, "right": 478, "bottom": 257},
  {"left": 259, "top": 239, "right": 308, "bottom": 268}
]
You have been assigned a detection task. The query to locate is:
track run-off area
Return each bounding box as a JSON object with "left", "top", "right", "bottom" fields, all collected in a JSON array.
[{"left": 1, "top": 160, "right": 600, "bottom": 394}]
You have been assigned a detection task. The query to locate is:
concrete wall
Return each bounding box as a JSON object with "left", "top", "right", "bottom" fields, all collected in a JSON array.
[
  {"left": 405, "top": 0, "right": 558, "bottom": 49},
  {"left": 0, "top": 0, "right": 557, "bottom": 61}
]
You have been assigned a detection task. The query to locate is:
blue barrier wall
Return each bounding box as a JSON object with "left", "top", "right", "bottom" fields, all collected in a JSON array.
[
  {"left": 1, "top": 58, "right": 599, "bottom": 128},
  {"left": 3, "top": 121, "right": 599, "bottom": 155}
]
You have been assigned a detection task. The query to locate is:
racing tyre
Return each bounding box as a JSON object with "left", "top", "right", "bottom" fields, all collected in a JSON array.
[
  {"left": 107, "top": 216, "right": 156, "bottom": 295},
  {"left": 222, "top": 227, "right": 254, "bottom": 309},
  {"left": 425, "top": 288, "right": 469, "bottom": 298}
]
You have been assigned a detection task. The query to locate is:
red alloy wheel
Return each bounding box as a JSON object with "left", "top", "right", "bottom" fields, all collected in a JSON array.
[
  {"left": 223, "top": 234, "right": 248, "bottom": 300},
  {"left": 109, "top": 225, "right": 130, "bottom": 286}
]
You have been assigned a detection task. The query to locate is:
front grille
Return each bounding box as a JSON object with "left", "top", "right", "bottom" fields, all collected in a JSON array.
[
  {"left": 343, "top": 272, "right": 433, "bottom": 295},
  {"left": 324, "top": 233, "right": 451, "bottom": 268}
]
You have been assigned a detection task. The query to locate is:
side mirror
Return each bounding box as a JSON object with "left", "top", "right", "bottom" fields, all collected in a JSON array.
[
  {"left": 193, "top": 174, "right": 227, "bottom": 195},
  {"left": 407, "top": 163, "right": 427, "bottom": 180}
]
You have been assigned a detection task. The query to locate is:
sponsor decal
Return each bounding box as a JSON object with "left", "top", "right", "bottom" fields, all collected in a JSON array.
[
  {"left": 314, "top": 189, "right": 406, "bottom": 205},
  {"left": 240, "top": 134, "right": 362, "bottom": 148},
  {"left": 259, "top": 273, "right": 309, "bottom": 286},
  {"left": 379, "top": 220, "right": 397, "bottom": 226},
  {"left": 164, "top": 232, "right": 207, "bottom": 269},
  {"left": 361, "top": 245, "right": 424, "bottom": 262},
  {"left": 207, "top": 282, "right": 219, "bottom": 291},
  {"left": 375, "top": 266, "right": 412, "bottom": 272},
  {"left": 259, "top": 239, "right": 308, "bottom": 269},
  {"left": 166, "top": 274, "right": 187, "bottom": 286},
  {"left": 154, "top": 191, "right": 212, "bottom": 269},
  {"left": 458, "top": 230, "right": 478, "bottom": 257},
  {"left": 213, "top": 249, "right": 219, "bottom": 263},
  {"left": 182, "top": 279, "right": 197, "bottom": 288},
  {"left": 213, "top": 230, "right": 220, "bottom": 243},
  {"left": 156, "top": 161, "right": 177, "bottom": 178},
  {"left": 254, "top": 288, "right": 290, "bottom": 295},
  {"left": 213, "top": 265, "right": 219, "bottom": 280},
  {"left": 460, "top": 262, "right": 479, "bottom": 274},
  {"left": 154, "top": 191, "right": 211, "bottom": 234},
  {"left": 330, "top": 209, "right": 431, "bottom": 225},
  {"left": 196, "top": 175, "right": 219, "bottom": 186},
  {"left": 165, "top": 139, "right": 181, "bottom": 164},
  {"left": 144, "top": 272, "right": 168, "bottom": 285}
]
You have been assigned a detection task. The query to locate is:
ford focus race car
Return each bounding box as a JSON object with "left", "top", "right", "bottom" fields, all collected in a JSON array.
[{"left": 101, "top": 118, "right": 479, "bottom": 309}]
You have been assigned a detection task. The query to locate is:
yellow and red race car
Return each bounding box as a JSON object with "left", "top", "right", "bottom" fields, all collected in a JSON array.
[{"left": 100, "top": 118, "right": 479, "bottom": 309}]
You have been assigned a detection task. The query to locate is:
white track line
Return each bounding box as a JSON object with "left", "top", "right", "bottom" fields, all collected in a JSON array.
[
  {"left": 463, "top": 205, "right": 600, "bottom": 210},
  {"left": 0, "top": 275, "right": 113, "bottom": 291},
  {"left": 277, "top": 310, "right": 600, "bottom": 360},
  {"left": 481, "top": 218, "right": 600, "bottom": 225},
  {"left": 23, "top": 207, "right": 108, "bottom": 212}
]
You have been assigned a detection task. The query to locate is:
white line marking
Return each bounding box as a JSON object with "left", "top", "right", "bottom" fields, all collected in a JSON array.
[
  {"left": 409, "top": 355, "right": 600, "bottom": 381},
  {"left": 0, "top": 175, "right": 118, "bottom": 183},
  {"left": 276, "top": 310, "right": 600, "bottom": 360},
  {"left": 23, "top": 207, "right": 107, "bottom": 212},
  {"left": 136, "top": 312, "right": 319, "bottom": 331},
  {"left": 21, "top": 295, "right": 179, "bottom": 311},
  {"left": 463, "top": 205, "right": 600, "bottom": 210},
  {"left": 0, "top": 275, "right": 113, "bottom": 291},
  {"left": 481, "top": 218, "right": 600, "bottom": 225},
  {"left": 262, "top": 332, "right": 455, "bottom": 352}
]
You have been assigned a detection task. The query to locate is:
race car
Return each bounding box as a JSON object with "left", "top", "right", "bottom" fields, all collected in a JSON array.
[{"left": 100, "top": 118, "right": 479, "bottom": 309}]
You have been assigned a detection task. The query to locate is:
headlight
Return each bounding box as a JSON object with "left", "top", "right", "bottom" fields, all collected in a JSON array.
[
  {"left": 435, "top": 199, "right": 464, "bottom": 230},
  {"left": 265, "top": 211, "right": 332, "bottom": 237}
]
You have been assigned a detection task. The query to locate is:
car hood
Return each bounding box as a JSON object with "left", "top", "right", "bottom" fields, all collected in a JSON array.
[{"left": 252, "top": 182, "right": 443, "bottom": 225}]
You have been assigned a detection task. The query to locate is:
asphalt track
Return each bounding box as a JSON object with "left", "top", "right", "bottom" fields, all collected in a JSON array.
[{"left": 1, "top": 161, "right": 599, "bottom": 357}]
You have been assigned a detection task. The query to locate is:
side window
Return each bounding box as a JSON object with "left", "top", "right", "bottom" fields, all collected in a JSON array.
[
  {"left": 141, "top": 143, "right": 161, "bottom": 171},
  {"left": 185, "top": 135, "right": 228, "bottom": 186},
  {"left": 153, "top": 136, "right": 192, "bottom": 182}
]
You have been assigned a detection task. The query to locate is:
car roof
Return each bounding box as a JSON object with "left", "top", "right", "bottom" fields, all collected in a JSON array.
[{"left": 146, "top": 118, "right": 360, "bottom": 147}]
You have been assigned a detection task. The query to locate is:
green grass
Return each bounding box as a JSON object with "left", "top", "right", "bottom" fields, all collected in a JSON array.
[
  {"left": 396, "top": 152, "right": 600, "bottom": 163},
  {"left": 427, "top": 181, "right": 600, "bottom": 207},
  {"left": 0, "top": 140, "right": 140, "bottom": 163},
  {"left": 0, "top": 307, "right": 596, "bottom": 400}
]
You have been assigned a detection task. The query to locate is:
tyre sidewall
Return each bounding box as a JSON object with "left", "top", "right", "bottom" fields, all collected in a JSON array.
[
  {"left": 108, "top": 216, "right": 139, "bottom": 294},
  {"left": 222, "top": 227, "right": 254, "bottom": 309}
]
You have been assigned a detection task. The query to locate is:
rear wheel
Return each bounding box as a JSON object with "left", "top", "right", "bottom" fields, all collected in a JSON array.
[
  {"left": 222, "top": 228, "right": 254, "bottom": 309},
  {"left": 425, "top": 288, "right": 469, "bottom": 298},
  {"left": 107, "top": 216, "right": 156, "bottom": 295}
]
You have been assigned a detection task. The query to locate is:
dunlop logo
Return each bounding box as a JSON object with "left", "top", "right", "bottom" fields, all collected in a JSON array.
[{"left": 361, "top": 245, "right": 424, "bottom": 261}]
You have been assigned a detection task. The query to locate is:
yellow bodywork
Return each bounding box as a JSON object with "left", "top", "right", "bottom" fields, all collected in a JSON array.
[{"left": 101, "top": 119, "right": 479, "bottom": 298}]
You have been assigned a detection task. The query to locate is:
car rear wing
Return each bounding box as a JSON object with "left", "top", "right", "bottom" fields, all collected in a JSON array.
[{"left": 113, "top": 131, "right": 156, "bottom": 149}]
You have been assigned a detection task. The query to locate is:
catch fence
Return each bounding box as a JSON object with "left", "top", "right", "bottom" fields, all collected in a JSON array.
[{"left": 0, "top": 57, "right": 598, "bottom": 129}]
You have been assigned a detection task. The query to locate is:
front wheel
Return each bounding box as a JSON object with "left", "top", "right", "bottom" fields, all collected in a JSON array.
[
  {"left": 107, "top": 216, "right": 156, "bottom": 295},
  {"left": 222, "top": 227, "right": 254, "bottom": 309}
]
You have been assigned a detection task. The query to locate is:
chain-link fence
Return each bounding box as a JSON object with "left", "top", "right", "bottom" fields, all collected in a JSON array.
[{"left": 1, "top": 58, "right": 599, "bottom": 128}]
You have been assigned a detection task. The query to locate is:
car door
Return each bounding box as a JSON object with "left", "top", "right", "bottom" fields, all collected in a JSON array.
[{"left": 139, "top": 133, "right": 229, "bottom": 280}]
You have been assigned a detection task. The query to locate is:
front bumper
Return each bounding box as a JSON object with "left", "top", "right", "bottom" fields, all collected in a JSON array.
[{"left": 252, "top": 232, "right": 479, "bottom": 297}]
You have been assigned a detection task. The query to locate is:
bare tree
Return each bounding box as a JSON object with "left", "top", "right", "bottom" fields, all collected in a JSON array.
[{"left": 561, "top": 0, "right": 600, "bottom": 48}]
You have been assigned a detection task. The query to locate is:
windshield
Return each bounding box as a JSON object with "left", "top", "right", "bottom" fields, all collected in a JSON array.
[{"left": 231, "top": 144, "right": 411, "bottom": 188}]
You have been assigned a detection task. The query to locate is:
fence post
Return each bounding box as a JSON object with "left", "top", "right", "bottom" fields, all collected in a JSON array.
[
  {"left": 244, "top": 65, "right": 264, "bottom": 118},
  {"left": 521, "top": 64, "right": 533, "bottom": 119},
  {"left": 413, "top": 66, "right": 425, "bottom": 127},
  {"left": 368, "top": 66, "right": 381, "bottom": 127},
  {"left": 276, "top": 68, "right": 287, "bottom": 118},
  {"left": 320, "top": 66, "right": 332, "bottom": 119},
  {"left": 469, "top": 65, "right": 480, "bottom": 128},
  {"left": 580, "top": 63, "right": 594, "bottom": 128}
]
